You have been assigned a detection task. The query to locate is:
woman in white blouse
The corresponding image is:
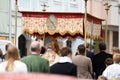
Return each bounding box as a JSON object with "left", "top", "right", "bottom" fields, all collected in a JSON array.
[
  {"left": 102, "top": 53, "right": 120, "bottom": 79},
  {"left": 0, "top": 44, "right": 27, "bottom": 73}
]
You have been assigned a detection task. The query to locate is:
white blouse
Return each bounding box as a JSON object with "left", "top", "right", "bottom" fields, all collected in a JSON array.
[
  {"left": 0, "top": 60, "right": 27, "bottom": 73},
  {"left": 102, "top": 63, "right": 120, "bottom": 79}
]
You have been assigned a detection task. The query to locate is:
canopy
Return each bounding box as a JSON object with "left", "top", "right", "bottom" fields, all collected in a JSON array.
[{"left": 20, "top": 11, "right": 103, "bottom": 39}]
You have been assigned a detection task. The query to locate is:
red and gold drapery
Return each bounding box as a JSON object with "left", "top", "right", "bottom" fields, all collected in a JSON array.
[
  {"left": 20, "top": 11, "right": 103, "bottom": 39},
  {"left": 86, "top": 14, "right": 103, "bottom": 39}
]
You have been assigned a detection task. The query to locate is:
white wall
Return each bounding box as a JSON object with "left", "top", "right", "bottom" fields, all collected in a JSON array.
[
  {"left": 109, "top": 1, "right": 119, "bottom": 25},
  {"left": 72, "top": 38, "right": 84, "bottom": 55},
  {"left": 17, "top": 0, "right": 84, "bottom": 12}
]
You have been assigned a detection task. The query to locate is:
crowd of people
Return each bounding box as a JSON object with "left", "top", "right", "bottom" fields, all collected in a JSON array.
[{"left": 0, "top": 40, "right": 120, "bottom": 80}]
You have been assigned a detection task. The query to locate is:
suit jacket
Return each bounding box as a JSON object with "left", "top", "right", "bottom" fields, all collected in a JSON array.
[
  {"left": 18, "top": 34, "right": 27, "bottom": 58},
  {"left": 72, "top": 55, "right": 93, "bottom": 79},
  {"left": 86, "top": 50, "right": 94, "bottom": 60},
  {"left": 21, "top": 55, "right": 49, "bottom": 73},
  {"left": 92, "top": 51, "right": 112, "bottom": 78},
  {"left": 50, "top": 62, "right": 77, "bottom": 77}
]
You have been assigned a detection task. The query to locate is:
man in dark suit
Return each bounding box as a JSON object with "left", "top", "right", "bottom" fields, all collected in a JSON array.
[
  {"left": 18, "top": 34, "right": 27, "bottom": 58},
  {"left": 92, "top": 42, "right": 112, "bottom": 79},
  {"left": 86, "top": 43, "right": 94, "bottom": 60}
]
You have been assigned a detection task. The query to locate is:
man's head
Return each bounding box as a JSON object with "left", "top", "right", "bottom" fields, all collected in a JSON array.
[
  {"left": 60, "top": 47, "right": 72, "bottom": 57},
  {"left": 31, "top": 41, "right": 41, "bottom": 53},
  {"left": 77, "top": 44, "right": 85, "bottom": 55},
  {"left": 105, "top": 58, "right": 113, "bottom": 67},
  {"left": 99, "top": 42, "right": 106, "bottom": 51}
]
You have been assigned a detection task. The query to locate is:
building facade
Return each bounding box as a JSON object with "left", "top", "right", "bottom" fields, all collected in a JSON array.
[
  {"left": 0, "top": 0, "right": 9, "bottom": 40},
  {"left": 102, "top": 0, "right": 119, "bottom": 52},
  {"left": 107, "top": 0, "right": 119, "bottom": 52},
  {"left": 87, "top": 0, "right": 119, "bottom": 52}
]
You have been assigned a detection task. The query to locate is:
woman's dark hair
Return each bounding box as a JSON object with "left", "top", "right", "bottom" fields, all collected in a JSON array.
[{"left": 60, "top": 47, "right": 72, "bottom": 57}]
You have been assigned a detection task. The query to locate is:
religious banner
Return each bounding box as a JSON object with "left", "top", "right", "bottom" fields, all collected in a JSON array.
[
  {"left": 86, "top": 14, "right": 103, "bottom": 39},
  {"left": 20, "top": 11, "right": 103, "bottom": 39},
  {"left": 22, "top": 11, "right": 83, "bottom": 38}
]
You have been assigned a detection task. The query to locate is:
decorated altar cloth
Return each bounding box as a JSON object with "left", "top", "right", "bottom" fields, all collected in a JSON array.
[{"left": 20, "top": 11, "right": 104, "bottom": 39}]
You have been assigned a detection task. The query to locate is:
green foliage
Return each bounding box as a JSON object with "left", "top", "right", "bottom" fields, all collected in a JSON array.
[{"left": 93, "top": 40, "right": 101, "bottom": 54}]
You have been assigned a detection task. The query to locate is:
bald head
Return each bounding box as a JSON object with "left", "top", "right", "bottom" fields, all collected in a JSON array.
[{"left": 31, "top": 41, "right": 41, "bottom": 52}]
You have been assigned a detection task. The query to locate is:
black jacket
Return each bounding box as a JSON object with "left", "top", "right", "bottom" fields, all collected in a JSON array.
[
  {"left": 50, "top": 62, "right": 77, "bottom": 77},
  {"left": 92, "top": 51, "right": 112, "bottom": 78}
]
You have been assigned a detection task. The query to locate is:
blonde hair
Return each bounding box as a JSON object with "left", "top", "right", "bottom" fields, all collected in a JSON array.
[
  {"left": 5, "top": 44, "right": 20, "bottom": 71},
  {"left": 113, "top": 53, "right": 120, "bottom": 63},
  {"left": 111, "top": 47, "right": 119, "bottom": 55}
]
